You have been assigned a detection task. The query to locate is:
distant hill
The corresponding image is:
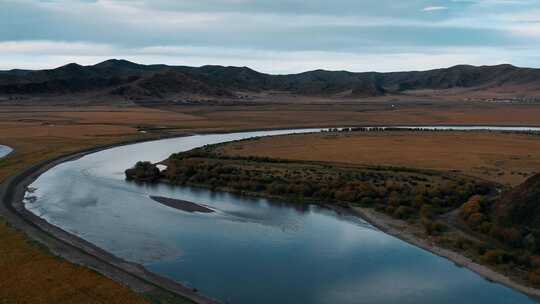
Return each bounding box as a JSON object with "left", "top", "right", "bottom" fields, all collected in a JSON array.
[{"left": 1, "top": 59, "right": 540, "bottom": 101}]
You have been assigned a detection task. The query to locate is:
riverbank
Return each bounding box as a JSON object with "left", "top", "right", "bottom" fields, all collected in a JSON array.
[
  {"left": 352, "top": 206, "right": 540, "bottom": 300},
  {"left": 0, "top": 134, "right": 219, "bottom": 304}
]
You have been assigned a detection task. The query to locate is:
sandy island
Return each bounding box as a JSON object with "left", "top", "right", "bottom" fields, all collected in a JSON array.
[{"left": 150, "top": 196, "right": 214, "bottom": 213}]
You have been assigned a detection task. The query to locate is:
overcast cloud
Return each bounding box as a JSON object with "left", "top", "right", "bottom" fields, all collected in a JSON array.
[{"left": 1, "top": 0, "right": 540, "bottom": 73}]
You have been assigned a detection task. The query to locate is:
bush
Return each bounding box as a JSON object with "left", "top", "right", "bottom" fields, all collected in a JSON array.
[
  {"left": 453, "top": 237, "right": 471, "bottom": 250},
  {"left": 419, "top": 204, "right": 434, "bottom": 219},
  {"left": 461, "top": 195, "right": 482, "bottom": 220},
  {"left": 423, "top": 219, "right": 447, "bottom": 236},
  {"left": 467, "top": 212, "right": 485, "bottom": 227},
  {"left": 359, "top": 197, "right": 374, "bottom": 207},
  {"left": 491, "top": 227, "right": 523, "bottom": 248},
  {"left": 479, "top": 221, "right": 493, "bottom": 234},
  {"left": 393, "top": 206, "right": 412, "bottom": 220},
  {"left": 528, "top": 269, "right": 540, "bottom": 286},
  {"left": 524, "top": 233, "right": 537, "bottom": 252},
  {"left": 530, "top": 256, "right": 540, "bottom": 268},
  {"left": 125, "top": 161, "right": 161, "bottom": 182},
  {"left": 414, "top": 194, "right": 427, "bottom": 208},
  {"left": 268, "top": 182, "right": 287, "bottom": 195},
  {"left": 481, "top": 250, "right": 507, "bottom": 265}
]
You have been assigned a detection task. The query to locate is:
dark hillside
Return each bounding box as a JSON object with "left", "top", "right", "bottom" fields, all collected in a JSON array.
[
  {"left": 2, "top": 60, "right": 540, "bottom": 100},
  {"left": 493, "top": 174, "right": 540, "bottom": 231}
]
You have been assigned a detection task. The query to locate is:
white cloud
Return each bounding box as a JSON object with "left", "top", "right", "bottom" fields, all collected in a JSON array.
[
  {"left": 1, "top": 0, "right": 540, "bottom": 70},
  {"left": 0, "top": 40, "right": 115, "bottom": 55},
  {"left": 422, "top": 6, "right": 448, "bottom": 11},
  {"left": 0, "top": 40, "right": 533, "bottom": 73}
]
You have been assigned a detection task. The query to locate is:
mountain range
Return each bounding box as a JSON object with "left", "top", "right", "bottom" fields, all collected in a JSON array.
[{"left": 2, "top": 59, "right": 540, "bottom": 102}]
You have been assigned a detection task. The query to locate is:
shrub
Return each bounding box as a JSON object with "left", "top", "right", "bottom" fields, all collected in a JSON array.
[
  {"left": 414, "top": 194, "right": 426, "bottom": 208},
  {"left": 419, "top": 204, "right": 434, "bottom": 219},
  {"left": 460, "top": 195, "right": 482, "bottom": 220},
  {"left": 479, "top": 221, "right": 493, "bottom": 234},
  {"left": 467, "top": 212, "right": 485, "bottom": 228},
  {"left": 453, "top": 237, "right": 470, "bottom": 250},
  {"left": 125, "top": 161, "right": 161, "bottom": 182},
  {"left": 481, "top": 250, "right": 507, "bottom": 265},
  {"left": 335, "top": 189, "right": 356, "bottom": 202},
  {"left": 524, "top": 233, "right": 537, "bottom": 252},
  {"left": 393, "top": 206, "right": 412, "bottom": 220},
  {"left": 491, "top": 227, "right": 523, "bottom": 248},
  {"left": 530, "top": 256, "right": 540, "bottom": 268},
  {"left": 528, "top": 269, "right": 540, "bottom": 286},
  {"left": 269, "top": 182, "right": 287, "bottom": 195},
  {"left": 423, "top": 219, "right": 447, "bottom": 236},
  {"left": 359, "top": 197, "right": 374, "bottom": 207}
]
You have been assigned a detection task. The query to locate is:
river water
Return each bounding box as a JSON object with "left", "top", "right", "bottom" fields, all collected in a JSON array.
[
  {"left": 0, "top": 145, "right": 12, "bottom": 159},
  {"left": 24, "top": 128, "right": 537, "bottom": 304}
]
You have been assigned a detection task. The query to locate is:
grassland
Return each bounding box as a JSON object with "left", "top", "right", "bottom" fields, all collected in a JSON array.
[
  {"left": 219, "top": 131, "right": 540, "bottom": 186},
  {"left": 2, "top": 101, "right": 540, "bottom": 303},
  {"left": 0, "top": 216, "right": 151, "bottom": 304}
]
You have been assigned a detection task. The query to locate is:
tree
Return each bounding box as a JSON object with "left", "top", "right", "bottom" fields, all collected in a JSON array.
[{"left": 125, "top": 161, "right": 161, "bottom": 182}]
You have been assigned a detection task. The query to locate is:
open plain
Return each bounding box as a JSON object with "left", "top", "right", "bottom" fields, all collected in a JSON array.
[{"left": 218, "top": 130, "right": 540, "bottom": 186}]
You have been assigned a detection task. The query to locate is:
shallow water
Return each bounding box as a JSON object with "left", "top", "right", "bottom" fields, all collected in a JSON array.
[
  {"left": 25, "top": 128, "right": 537, "bottom": 304},
  {"left": 0, "top": 145, "right": 12, "bottom": 159}
]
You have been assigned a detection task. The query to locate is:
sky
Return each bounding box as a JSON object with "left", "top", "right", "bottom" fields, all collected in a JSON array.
[{"left": 1, "top": 0, "right": 540, "bottom": 73}]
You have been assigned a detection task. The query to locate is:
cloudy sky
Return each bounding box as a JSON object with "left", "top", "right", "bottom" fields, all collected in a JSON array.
[{"left": 1, "top": 0, "right": 540, "bottom": 73}]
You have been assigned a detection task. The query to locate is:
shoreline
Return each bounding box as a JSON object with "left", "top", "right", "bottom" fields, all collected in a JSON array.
[
  {"left": 0, "top": 145, "right": 14, "bottom": 159},
  {"left": 0, "top": 133, "right": 220, "bottom": 304},
  {"left": 1, "top": 126, "right": 540, "bottom": 303},
  {"left": 352, "top": 207, "right": 540, "bottom": 301}
]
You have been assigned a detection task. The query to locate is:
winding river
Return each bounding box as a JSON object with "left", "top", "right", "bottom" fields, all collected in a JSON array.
[
  {"left": 23, "top": 128, "right": 539, "bottom": 304},
  {"left": 0, "top": 145, "right": 13, "bottom": 159}
]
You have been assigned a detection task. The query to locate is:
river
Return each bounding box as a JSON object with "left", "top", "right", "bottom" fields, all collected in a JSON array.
[
  {"left": 23, "top": 128, "right": 537, "bottom": 304},
  {"left": 0, "top": 145, "right": 12, "bottom": 159}
]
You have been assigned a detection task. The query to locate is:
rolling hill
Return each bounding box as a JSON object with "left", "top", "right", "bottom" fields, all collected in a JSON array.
[{"left": 1, "top": 59, "right": 540, "bottom": 102}]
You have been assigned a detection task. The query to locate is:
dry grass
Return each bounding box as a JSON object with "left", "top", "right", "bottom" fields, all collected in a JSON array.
[
  {"left": 179, "top": 102, "right": 540, "bottom": 127},
  {"left": 219, "top": 131, "right": 540, "bottom": 186},
  {"left": 0, "top": 217, "right": 149, "bottom": 304}
]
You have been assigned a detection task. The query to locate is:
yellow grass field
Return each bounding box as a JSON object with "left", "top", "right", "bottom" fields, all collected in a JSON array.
[
  {"left": 0, "top": 218, "right": 150, "bottom": 304},
  {"left": 219, "top": 131, "right": 540, "bottom": 186}
]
